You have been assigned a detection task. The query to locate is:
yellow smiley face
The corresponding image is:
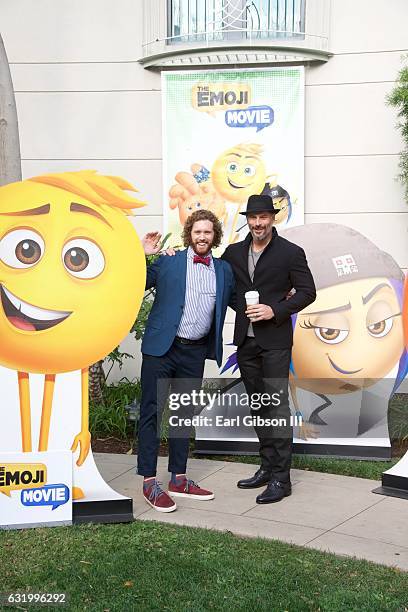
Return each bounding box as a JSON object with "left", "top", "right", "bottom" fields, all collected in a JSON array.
[
  {"left": 211, "top": 146, "right": 267, "bottom": 203},
  {"left": 292, "top": 278, "right": 404, "bottom": 393},
  {"left": 0, "top": 177, "right": 146, "bottom": 374}
]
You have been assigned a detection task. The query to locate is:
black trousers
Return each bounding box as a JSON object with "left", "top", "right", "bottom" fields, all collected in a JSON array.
[
  {"left": 237, "top": 336, "right": 292, "bottom": 482},
  {"left": 137, "top": 340, "right": 207, "bottom": 477}
]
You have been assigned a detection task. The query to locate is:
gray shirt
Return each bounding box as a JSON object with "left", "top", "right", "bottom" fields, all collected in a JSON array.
[{"left": 247, "top": 247, "right": 263, "bottom": 337}]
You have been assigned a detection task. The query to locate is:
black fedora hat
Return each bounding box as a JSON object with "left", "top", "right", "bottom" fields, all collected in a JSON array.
[{"left": 239, "top": 194, "right": 278, "bottom": 215}]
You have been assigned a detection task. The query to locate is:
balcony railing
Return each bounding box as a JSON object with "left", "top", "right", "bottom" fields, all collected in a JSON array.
[
  {"left": 140, "top": 0, "right": 331, "bottom": 68},
  {"left": 168, "top": 0, "right": 305, "bottom": 44}
]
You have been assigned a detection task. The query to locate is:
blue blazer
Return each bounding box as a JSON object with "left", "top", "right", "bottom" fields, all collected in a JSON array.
[{"left": 141, "top": 250, "right": 234, "bottom": 367}]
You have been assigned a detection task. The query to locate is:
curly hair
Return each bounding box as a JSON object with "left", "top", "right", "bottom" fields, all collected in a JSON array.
[{"left": 182, "top": 209, "right": 223, "bottom": 249}]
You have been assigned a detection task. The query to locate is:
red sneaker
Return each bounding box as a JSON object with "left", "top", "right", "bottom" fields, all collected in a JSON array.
[
  {"left": 168, "top": 476, "right": 214, "bottom": 500},
  {"left": 143, "top": 479, "right": 177, "bottom": 513}
]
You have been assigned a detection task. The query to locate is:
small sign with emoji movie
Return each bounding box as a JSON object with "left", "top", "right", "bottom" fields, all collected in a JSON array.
[{"left": 0, "top": 451, "right": 72, "bottom": 529}]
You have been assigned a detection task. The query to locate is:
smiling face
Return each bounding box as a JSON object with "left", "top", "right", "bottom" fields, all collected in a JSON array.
[
  {"left": 190, "top": 219, "right": 215, "bottom": 256},
  {"left": 211, "top": 146, "right": 267, "bottom": 203},
  {"left": 247, "top": 212, "right": 275, "bottom": 244},
  {"left": 0, "top": 179, "right": 145, "bottom": 374},
  {"left": 292, "top": 278, "right": 404, "bottom": 392}
]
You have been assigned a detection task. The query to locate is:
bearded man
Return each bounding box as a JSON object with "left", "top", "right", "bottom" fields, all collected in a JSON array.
[
  {"left": 222, "top": 194, "right": 316, "bottom": 503},
  {"left": 138, "top": 209, "right": 234, "bottom": 512}
]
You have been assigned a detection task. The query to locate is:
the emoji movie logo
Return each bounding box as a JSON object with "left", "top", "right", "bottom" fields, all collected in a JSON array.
[
  {"left": 192, "top": 83, "right": 251, "bottom": 112},
  {"left": 21, "top": 483, "right": 70, "bottom": 510},
  {"left": 0, "top": 463, "right": 47, "bottom": 497},
  {"left": 225, "top": 105, "right": 274, "bottom": 132}
]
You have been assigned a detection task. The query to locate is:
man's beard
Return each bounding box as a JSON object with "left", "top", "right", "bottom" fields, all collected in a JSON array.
[
  {"left": 251, "top": 227, "right": 271, "bottom": 241},
  {"left": 191, "top": 240, "right": 213, "bottom": 255}
]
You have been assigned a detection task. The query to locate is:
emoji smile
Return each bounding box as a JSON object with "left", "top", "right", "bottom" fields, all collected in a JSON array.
[
  {"left": 327, "top": 355, "right": 362, "bottom": 375},
  {"left": 0, "top": 285, "right": 71, "bottom": 332},
  {"left": 228, "top": 178, "right": 251, "bottom": 189}
]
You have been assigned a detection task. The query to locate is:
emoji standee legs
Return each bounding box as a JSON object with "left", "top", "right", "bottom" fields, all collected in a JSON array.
[
  {"left": 17, "top": 368, "right": 90, "bottom": 498},
  {"left": 0, "top": 171, "right": 146, "bottom": 498}
]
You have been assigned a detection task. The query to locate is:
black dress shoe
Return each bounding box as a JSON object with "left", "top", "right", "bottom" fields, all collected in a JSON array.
[
  {"left": 237, "top": 468, "right": 272, "bottom": 489},
  {"left": 256, "top": 480, "right": 292, "bottom": 504}
]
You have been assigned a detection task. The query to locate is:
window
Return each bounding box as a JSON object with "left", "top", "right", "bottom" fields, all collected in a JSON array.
[{"left": 168, "top": 0, "right": 305, "bottom": 44}]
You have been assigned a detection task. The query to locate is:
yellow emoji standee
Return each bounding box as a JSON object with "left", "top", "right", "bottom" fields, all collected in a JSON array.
[{"left": 0, "top": 171, "right": 146, "bottom": 498}]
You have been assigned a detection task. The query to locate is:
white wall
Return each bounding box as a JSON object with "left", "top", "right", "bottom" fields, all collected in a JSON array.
[
  {"left": 304, "top": 1, "right": 408, "bottom": 272},
  {"left": 1, "top": 0, "right": 407, "bottom": 384}
]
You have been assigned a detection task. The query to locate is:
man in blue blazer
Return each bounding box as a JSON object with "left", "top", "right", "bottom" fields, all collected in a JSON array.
[{"left": 138, "top": 209, "right": 234, "bottom": 512}]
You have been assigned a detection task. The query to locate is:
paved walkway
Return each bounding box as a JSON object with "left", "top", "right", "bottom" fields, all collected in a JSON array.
[{"left": 94, "top": 453, "right": 408, "bottom": 572}]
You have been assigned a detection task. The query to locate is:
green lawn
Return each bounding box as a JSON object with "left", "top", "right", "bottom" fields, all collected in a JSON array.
[{"left": 1, "top": 521, "right": 407, "bottom": 612}]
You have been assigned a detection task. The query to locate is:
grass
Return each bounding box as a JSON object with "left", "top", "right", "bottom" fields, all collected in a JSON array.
[
  {"left": 1, "top": 521, "right": 407, "bottom": 612},
  {"left": 389, "top": 393, "right": 408, "bottom": 441}
]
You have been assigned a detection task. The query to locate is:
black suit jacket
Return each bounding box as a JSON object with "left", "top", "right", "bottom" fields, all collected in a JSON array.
[{"left": 222, "top": 227, "right": 316, "bottom": 349}]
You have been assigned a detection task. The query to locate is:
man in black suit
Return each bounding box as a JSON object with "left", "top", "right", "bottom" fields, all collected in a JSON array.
[{"left": 222, "top": 194, "right": 316, "bottom": 503}]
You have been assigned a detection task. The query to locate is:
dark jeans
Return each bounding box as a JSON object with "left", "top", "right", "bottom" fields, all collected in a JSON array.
[
  {"left": 137, "top": 340, "right": 207, "bottom": 477},
  {"left": 237, "top": 336, "right": 292, "bottom": 482}
]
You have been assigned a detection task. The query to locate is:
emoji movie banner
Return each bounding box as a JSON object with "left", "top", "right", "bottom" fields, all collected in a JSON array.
[{"left": 163, "top": 68, "right": 304, "bottom": 249}]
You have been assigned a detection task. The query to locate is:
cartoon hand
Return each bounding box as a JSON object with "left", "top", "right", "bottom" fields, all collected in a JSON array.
[
  {"left": 169, "top": 169, "right": 202, "bottom": 210},
  {"left": 71, "top": 429, "right": 91, "bottom": 466},
  {"left": 142, "top": 231, "right": 162, "bottom": 255},
  {"left": 191, "top": 163, "right": 211, "bottom": 184},
  {"left": 298, "top": 422, "right": 319, "bottom": 440},
  {"left": 190, "top": 165, "right": 226, "bottom": 211},
  {"left": 169, "top": 165, "right": 223, "bottom": 208}
]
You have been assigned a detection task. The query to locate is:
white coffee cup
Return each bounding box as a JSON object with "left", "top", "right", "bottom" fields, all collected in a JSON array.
[
  {"left": 245, "top": 291, "right": 259, "bottom": 321},
  {"left": 245, "top": 290, "right": 259, "bottom": 306}
]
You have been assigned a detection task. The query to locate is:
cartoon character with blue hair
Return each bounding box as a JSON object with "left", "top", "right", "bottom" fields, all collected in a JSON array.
[{"left": 282, "top": 223, "right": 406, "bottom": 439}]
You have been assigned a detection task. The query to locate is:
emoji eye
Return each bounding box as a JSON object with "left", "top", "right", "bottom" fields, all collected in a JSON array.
[
  {"left": 227, "top": 162, "right": 238, "bottom": 173},
  {"left": 62, "top": 239, "right": 105, "bottom": 279},
  {"left": 0, "top": 229, "right": 44, "bottom": 269},
  {"left": 244, "top": 165, "right": 256, "bottom": 176},
  {"left": 314, "top": 328, "right": 349, "bottom": 344},
  {"left": 367, "top": 318, "right": 393, "bottom": 338}
]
